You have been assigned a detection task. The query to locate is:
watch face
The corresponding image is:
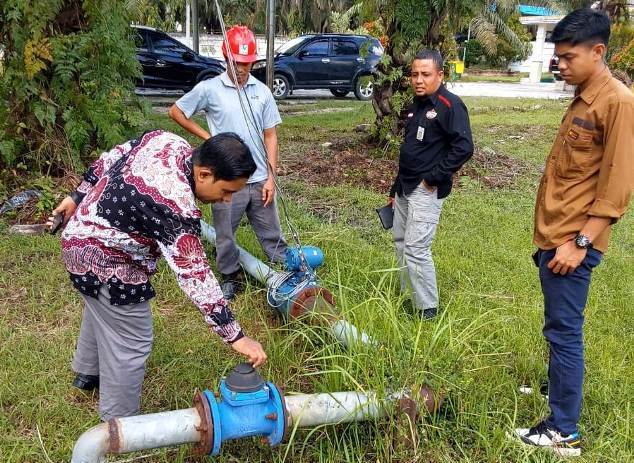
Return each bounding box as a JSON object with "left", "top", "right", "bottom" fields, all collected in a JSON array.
[{"left": 575, "top": 234, "right": 591, "bottom": 248}]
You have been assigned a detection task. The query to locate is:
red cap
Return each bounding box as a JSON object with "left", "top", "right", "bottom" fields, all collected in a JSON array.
[{"left": 222, "top": 25, "right": 258, "bottom": 63}]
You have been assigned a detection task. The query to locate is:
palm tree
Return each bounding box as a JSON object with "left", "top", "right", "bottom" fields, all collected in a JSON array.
[{"left": 364, "top": 0, "right": 571, "bottom": 148}]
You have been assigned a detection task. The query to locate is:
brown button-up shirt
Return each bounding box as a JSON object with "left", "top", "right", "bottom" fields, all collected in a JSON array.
[{"left": 534, "top": 68, "right": 634, "bottom": 253}]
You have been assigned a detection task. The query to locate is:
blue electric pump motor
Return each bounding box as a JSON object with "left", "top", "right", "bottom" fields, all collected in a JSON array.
[
  {"left": 193, "top": 363, "right": 288, "bottom": 456},
  {"left": 266, "top": 246, "right": 334, "bottom": 319},
  {"left": 284, "top": 246, "right": 324, "bottom": 272}
]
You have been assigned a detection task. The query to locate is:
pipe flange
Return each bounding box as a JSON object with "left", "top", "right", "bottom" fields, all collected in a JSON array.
[
  {"left": 192, "top": 389, "right": 214, "bottom": 456},
  {"left": 272, "top": 384, "right": 292, "bottom": 442},
  {"left": 289, "top": 286, "right": 335, "bottom": 319},
  {"left": 107, "top": 418, "right": 122, "bottom": 454},
  {"left": 417, "top": 385, "right": 444, "bottom": 414}
]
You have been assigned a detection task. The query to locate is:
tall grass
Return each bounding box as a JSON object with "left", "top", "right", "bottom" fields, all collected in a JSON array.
[{"left": 0, "top": 98, "right": 632, "bottom": 462}]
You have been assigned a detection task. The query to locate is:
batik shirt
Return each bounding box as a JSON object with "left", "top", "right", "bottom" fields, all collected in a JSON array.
[{"left": 62, "top": 130, "right": 243, "bottom": 343}]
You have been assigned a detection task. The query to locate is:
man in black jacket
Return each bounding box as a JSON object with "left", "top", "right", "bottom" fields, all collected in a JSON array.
[{"left": 388, "top": 49, "right": 473, "bottom": 319}]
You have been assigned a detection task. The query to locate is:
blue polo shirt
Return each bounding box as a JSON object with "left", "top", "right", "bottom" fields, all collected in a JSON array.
[{"left": 175, "top": 72, "right": 282, "bottom": 184}]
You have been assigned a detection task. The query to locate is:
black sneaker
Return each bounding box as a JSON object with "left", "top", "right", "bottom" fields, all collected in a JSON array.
[
  {"left": 512, "top": 421, "right": 581, "bottom": 457},
  {"left": 73, "top": 373, "right": 99, "bottom": 391},
  {"left": 422, "top": 307, "right": 438, "bottom": 320},
  {"left": 220, "top": 271, "right": 244, "bottom": 300},
  {"left": 402, "top": 299, "right": 415, "bottom": 315}
]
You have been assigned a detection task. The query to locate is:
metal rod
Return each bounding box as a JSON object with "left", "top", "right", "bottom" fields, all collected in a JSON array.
[
  {"left": 192, "top": 0, "right": 199, "bottom": 53},
  {"left": 266, "top": 0, "right": 276, "bottom": 89},
  {"left": 186, "top": 0, "right": 191, "bottom": 41},
  {"left": 462, "top": 23, "right": 471, "bottom": 63}
]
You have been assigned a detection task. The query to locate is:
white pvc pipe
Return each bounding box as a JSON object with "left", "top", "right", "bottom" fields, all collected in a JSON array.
[
  {"left": 71, "top": 408, "right": 202, "bottom": 463},
  {"left": 329, "top": 319, "right": 375, "bottom": 347},
  {"left": 71, "top": 423, "right": 109, "bottom": 463},
  {"left": 285, "top": 391, "right": 403, "bottom": 428},
  {"left": 200, "top": 220, "right": 276, "bottom": 285}
]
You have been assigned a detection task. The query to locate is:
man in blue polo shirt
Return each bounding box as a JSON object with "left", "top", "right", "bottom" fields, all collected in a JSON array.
[{"left": 169, "top": 25, "right": 287, "bottom": 299}]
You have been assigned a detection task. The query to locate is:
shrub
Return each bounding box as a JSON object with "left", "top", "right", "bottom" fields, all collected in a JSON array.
[{"left": 0, "top": 0, "right": 145, "bottom": 175}]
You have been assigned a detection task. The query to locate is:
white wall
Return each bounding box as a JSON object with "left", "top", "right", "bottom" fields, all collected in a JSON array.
[
  {"left": 169, "top": 33, "right": 290, "bottom": 60},
  {"left": 509, "top": 41, "right": 555, "bottom": 73}
]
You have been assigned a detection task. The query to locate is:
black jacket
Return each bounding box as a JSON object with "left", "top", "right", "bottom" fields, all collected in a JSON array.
[{"left": 390, "top": 85, "right": 473, "bottom": 199}]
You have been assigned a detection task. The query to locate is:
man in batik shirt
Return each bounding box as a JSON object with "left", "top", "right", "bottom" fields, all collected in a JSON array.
[{"left": 49, "top": 130, "right": 267, "bottom": 421}]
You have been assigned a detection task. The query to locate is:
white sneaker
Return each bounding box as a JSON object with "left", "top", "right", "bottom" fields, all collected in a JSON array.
[{"left": 512, "top": 421, "right": 581, "bottom": 457}]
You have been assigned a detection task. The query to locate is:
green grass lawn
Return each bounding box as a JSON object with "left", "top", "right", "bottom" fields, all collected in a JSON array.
[{"left": 1, "top": 98, "right": 632, "bottom": 462}]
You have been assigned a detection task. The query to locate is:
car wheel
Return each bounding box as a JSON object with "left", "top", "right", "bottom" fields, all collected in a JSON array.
[
  {"left": 354, "top": 75, "right": 374, "bottom": 101},
  {"left": 272, "top": 74, "right": 290, "bottom": 100},
  {"left": 330, "top": 89, "right": 349, "bottom": 98}
]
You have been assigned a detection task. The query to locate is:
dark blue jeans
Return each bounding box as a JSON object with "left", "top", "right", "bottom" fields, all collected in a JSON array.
[{"left": 536, "top": 248, "right": 602, "bottom": 435}]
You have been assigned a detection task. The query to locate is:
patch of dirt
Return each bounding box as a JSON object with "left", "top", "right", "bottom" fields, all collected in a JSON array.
[
  {"left": 280, "top": 136, "right": 535, "bottom": 193},
  {"left": 460, "top": 146, "right": 536, "bottom": 189},
  {"left": 280, "top": 136, "right": 398, "bottom": 194}
]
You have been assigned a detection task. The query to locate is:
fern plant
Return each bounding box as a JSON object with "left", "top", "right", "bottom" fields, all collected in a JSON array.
[{"left": 0, "top": 0, "right": 145, "bottom": 175}]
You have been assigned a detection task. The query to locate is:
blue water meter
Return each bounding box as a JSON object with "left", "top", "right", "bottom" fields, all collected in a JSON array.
[{"left": 199, "top": 363, "right": 287, "bottom": 456}]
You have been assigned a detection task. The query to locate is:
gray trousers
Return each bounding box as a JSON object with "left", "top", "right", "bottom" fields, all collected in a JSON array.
[
  {"left": 72, "top": 285, "right": 153, "bottom": 421},
  {"left": 212, "top": 181, "right": 288, "bottom": 275},
  {"left": 393, "top": 185, "right": 445, "bottom": 310}
]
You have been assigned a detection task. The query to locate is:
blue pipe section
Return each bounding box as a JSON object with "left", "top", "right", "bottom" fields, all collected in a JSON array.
[{"left": 202, "top": 381, "right": 285, "bottom": 456}]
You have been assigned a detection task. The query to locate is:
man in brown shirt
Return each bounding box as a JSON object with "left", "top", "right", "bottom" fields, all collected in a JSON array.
[{"left": 513, "top": 9, "right": 633, "bottom": 457}]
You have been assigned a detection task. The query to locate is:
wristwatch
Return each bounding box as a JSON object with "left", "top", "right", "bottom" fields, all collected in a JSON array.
[{"left": 574, "top": 233, "right": 593, "bottom": 249}]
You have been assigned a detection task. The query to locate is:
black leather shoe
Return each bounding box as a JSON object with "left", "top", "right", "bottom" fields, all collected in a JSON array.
[
  {"left": 402, "top": 299, "right": 415, "bottom": 315},
  {"left": 73, "top": 373, "right": 99, "bottom": 391},
  {"left": 422, "top": 307, "right": 438, "bottom": 320},
  {"left": 220, "top": 271, "right": 245, "bottom": 300}
]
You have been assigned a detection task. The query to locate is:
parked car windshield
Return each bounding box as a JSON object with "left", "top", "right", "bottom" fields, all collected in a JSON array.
[{"left": 276, "top": 36, "right": 309, "bottom": 55}]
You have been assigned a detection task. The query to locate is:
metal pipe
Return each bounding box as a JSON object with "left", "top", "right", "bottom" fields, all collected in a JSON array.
[
  {"left": 192, "top": 0, "right": 199, "bottom": 53},
  {"left": 330, "top": 319, "right": 375, "bottom": 347},
  {"left": 71, "top": 408, "right": 202, "bottom": 463},
  {"left": 285, "top": 391, "right": 394, "bottom": 428},
  {"left": 70, "top": 394, "right": 402, "bottom": 462},
  {"left": 71, "top": 423, "right": 109, "bottom": 463},
  {"left": 265, "top": 0, "right": 276, "bottom": 89},
  {"left": 200, "top": 221, "right": 276, "bottom": 285},
  {"left": 200, "top": 221, "right": 375, "bottom": 347},
  {"left": 71, "top": 382, "right": 440, "bottom": 460}
]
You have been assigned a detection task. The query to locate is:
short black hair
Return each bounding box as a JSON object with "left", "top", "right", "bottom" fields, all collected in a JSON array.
[
  {"left": 413, "top": 49, "right": 444, "bottom": 72},
  {"left": 551, "top": 8, "right": 610, "bottom": 47},
  {"left": 193, "top": 132, "right": 256, "bottom": 180}
]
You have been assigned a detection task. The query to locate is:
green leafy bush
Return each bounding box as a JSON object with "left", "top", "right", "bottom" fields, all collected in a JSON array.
[
  {"left": 0, "top": 0, "right": 145, "bottom": 175},
  {"left": 609, "top": 23, "right": 634, "bottom": 80}
]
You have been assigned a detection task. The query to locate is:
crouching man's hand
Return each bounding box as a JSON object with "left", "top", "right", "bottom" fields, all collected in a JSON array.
[
  {"left": 47, "top": 196, "right": 77, "bottom": 231},
  {"left": 231, "top": 336, "right": 267, "bottom": 367}
]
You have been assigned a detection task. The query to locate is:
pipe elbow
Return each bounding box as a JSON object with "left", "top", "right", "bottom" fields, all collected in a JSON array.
[{"left": 71, "top": 422, "right": 110, "bottom": 463}]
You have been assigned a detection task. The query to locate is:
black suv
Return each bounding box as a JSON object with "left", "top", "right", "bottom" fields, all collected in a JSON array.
[
  {"left": 132, "top": 25, "right": 225, "bottom": 91},
  {"left": 251, "top": 34, "right": 383, "bottom": 100}
]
